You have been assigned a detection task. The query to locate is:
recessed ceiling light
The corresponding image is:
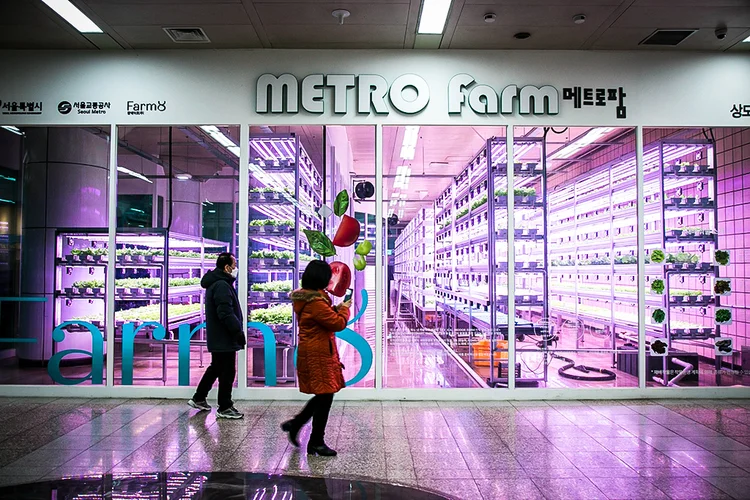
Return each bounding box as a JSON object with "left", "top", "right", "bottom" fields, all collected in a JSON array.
[
  {"left": 514, "top": 32, "right": 531, "bottom": 40},
  {"left": 418, "top": 0, "right": 453, "bottom": 35},
  {"left": 573, "top": 14, "right": 586, "bottom": 25},
  {"left": 484, "top": 13, "right": 497, "bottom": 24},
  {"left": 40, "top": 0, "right": 102, "bottom": 33},
  {"left": 175, "top": 173, "right": 192, "bottom": 181}
]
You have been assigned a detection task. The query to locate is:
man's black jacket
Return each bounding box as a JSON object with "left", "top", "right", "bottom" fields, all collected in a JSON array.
[{"left": 201, "top": 269, "right": 245, "bottom": 352}]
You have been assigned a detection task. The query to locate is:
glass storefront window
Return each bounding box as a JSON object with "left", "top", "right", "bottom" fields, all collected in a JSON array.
[
  {"left": 245, "top": 125, "right": 376, "bottom": 389},
  {"left": 114, "top": 126, "right": 238, "bottom": 386},
  {"left": 0, "top": 126, "right": 110, "bottom": 385}
]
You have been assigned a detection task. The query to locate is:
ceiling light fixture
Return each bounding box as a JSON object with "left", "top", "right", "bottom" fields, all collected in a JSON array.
[
  {"left": 400, "top": 126, "right": 420, "bottom": 160},
  {"left": 40, "top": 0, "right": 102, "bottom": 33},
  {"left": 332, "top": 9, "right": 351, "bottom": 25},
  {"left": 514, "top": 32, "right": 531, "bottom": 40},
  {"left": 201, "top": 125, "right": 240, "bottom": 157},
  {"left": 550, "top": 127, "right": 615, "bottom": 160},
  {"left": 484, "top": 13, "right": 497, "bottom": 24},
  {"left": 175, "top": 173, "right": 192, "bottom": 181},
  {"left": 573, "top": 14, "right": 586, "bottom": 25},
  {"left": 117, "top": 166, "right": 153, "bottom": 184},
  {"left": 417, "top": 0, "right": 452, "bottom": 35},
  {"left": 743, "top": 35, "right": 750, "bottom": 42}
]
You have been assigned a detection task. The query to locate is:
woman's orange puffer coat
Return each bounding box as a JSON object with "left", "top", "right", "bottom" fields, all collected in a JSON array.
[{"left": 290, "top": 289, "right": 350, "bottom": 395}]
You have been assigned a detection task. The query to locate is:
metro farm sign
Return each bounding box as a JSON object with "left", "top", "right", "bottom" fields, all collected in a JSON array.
[{"left": 255, "top": 73, "right": 560, "bottom": 117}]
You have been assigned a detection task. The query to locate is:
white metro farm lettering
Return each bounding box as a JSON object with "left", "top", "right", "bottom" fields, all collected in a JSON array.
[{"left": 255, "top": 73, "right": 559, "bottom": 116}]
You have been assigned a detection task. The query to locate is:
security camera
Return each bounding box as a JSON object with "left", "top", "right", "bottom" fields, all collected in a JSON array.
[{"left": 715, "top": 27, "right": 728, "bottom": 40}]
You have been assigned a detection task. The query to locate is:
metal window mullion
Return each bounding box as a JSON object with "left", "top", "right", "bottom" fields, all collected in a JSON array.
[
  {"left": 106, "top": 124, "right": 117, "bottom": 388},
  {"left": 375, "top": 124, "right": 384, "bottom": 390},
  {"left": 507, "top": 127, "right": 516, "bottom": 391},
  {"left": 238, "top": 124, "right": 250, "bottom": 389},
  {"left": 636, "top": 126, "right": 646, "bottom": 389}
]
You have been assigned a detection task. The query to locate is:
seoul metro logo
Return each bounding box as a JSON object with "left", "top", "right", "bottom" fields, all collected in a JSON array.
[
  {"left": 57, "top": 101, "right": 72, "bottom": 115},
  {"left": 47, "top": 290, "right": 373, "bottom": 387}
]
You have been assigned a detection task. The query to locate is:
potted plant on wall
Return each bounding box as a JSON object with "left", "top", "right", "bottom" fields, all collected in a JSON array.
[
  {"left": 715, "top": 250, "right": 730, "bottom": 266},
  {"left": 650, "top": 279, "right": 665, "bottom": 295},
  {"left": 714, "top": 279, "right": 732, "bottom": 296},
  {"left": 651, "top": 308, "right": 666, "bottom": 325},
  {"left": 715, "top": 308, "right": 732, "bottom": 325}
]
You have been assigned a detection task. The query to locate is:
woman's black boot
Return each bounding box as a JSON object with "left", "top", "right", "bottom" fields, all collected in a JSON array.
[
  {"left": 281, "top": 420, "right": 300, "bottom": 447},
  {"left": 307, "top": 443, "right": 337, "bottom": 457}
]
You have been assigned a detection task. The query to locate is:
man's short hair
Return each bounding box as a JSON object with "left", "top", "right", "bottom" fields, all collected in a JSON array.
[{"left": 216, "top": 252, "right": 235, "bottom": 270}]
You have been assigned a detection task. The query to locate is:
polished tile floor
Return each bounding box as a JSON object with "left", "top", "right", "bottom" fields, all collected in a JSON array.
[{"left": 0, "top": 398, "right": 749, "bottom": 499}]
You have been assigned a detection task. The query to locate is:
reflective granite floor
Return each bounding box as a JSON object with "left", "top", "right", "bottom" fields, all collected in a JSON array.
[
  {"left": 0, "top": 398, "right": 749, "bottom": 499},
  {"left": 0, "top": 472, "right": 447, "bottom": 499}
]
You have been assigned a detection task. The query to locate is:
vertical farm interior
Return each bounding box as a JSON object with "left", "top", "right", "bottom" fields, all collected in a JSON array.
[
  {"left": 0, "top": 124, "right": 747, "bottom": 390},
  {"left": 387, "top": 126, "right": 749, "bottom": 390}
]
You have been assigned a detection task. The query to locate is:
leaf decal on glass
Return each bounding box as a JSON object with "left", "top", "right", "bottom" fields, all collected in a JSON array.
[
  {"left": 334, "top": 189, "right": 349, "bottom": 217},
  {"left": 303, "top": 229, "right": 336, "bottom": 257}
]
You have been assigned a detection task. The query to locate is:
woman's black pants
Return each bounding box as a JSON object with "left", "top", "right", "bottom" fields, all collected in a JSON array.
[{"left": 291, "top": 393, "right": 334, "bottom": 445}]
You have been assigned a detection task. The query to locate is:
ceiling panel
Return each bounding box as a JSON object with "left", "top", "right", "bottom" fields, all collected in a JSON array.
[
  {"left": 0, "top": 27, "right": 92, "bottom": 49},
  {"left": 593, "top": 27, "right": 749, "bottom": 51},
  {"left": 0, "top": 0, "right": 747, "bottom": 51},
  {"left": 612, "top": 6, "right": 750, "bottom": 28},
  {"left": 451, "top": 25, "right": 596, "bottom": 49},
  {"left": 253, "top": 2, "right": 410, "bottom": 25},
  {"left": 457, "top": 4, "right": 619, "bottom": 27},
  {"left": 86, "top": 2, "right": 254, "bottom": 26},
  {"left": 112, "top": 25, "right": 262, "bottom": 48},
  {"left": 265, "top": 25, "right": 407, "bottom": 47}
]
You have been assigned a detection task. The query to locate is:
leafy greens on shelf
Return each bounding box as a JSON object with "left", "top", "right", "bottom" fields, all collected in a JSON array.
[
  {"left": 249, "top": 219, "right": 294, "bottom": 227},
  {"left": 651, "top": 279, "right": 665, "bottom": 294},
  {"left": 73, "top": 278, "right": 200, "bottom": 289},
  {"left": 251, "top": 280, "right": 293, "bottom": 292},
  {"left": 249, "top": 250, "right": 313, "bottom": 261},
  {"left": 250, "top": 304, "right": 293, "bottom": 325}
]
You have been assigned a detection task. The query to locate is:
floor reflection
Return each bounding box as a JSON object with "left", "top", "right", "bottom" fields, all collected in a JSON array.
[{"left": 0, "top": 471, "right": 448, "bottom": 499}]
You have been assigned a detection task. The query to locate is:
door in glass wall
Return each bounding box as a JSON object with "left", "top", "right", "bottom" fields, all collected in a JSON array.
[
  {"left": 114, "top": 125, "right": 238, "bottom": 386},
  {"left": 511, "top": 126, "right": 640, "bottom": 391},
  {"left": 383, "top": 126, "right": 508, "bottom": 389},
  {"left": 0, "top": 126, "right": 110, "bottom": 385},
  {"left": 246, "top": 125, "right": 376, "bottom": 389},
  {"left": 644, "top": 127, "right": 749, "bottom": 389}
]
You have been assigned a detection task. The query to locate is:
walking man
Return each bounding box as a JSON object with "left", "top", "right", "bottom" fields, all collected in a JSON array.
[{"left": 189, "top": 252, "right": 245, "bottom": 419}]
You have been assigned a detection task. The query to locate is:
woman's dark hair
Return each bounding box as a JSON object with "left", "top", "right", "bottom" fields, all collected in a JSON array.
[
  {"left": 216, "top": 252, "right": 235, "bottom": 270},
  {"left": 301, "top": 260, "right": 332, "bottom": 290}
]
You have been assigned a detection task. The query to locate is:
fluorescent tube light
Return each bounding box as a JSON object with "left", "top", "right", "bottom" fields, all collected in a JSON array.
[
  {"left": 400, "top": 126, "right": 420, "bottom": 160},
  {"left": 744, "top": 35, "right": 750, "bottom": 42},
  {"left": 117, "top": 166, "right": 153, "bottom": 184},
  {"left": 1, "top": 126, "right": 22, "bottom": 136},
  {"left": 550, "top": 127, "right": 614, "bottom": 160},
  {"left": 417, "top": 0, "right": 452, "bottom": 34},
  {"left": 40, "top": 0, "right": 102, "bottom": 33}
]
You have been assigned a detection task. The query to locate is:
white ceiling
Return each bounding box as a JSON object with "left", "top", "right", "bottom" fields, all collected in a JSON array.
[{"left": 2, "top": 0, "right": 749, "bottom": 51}]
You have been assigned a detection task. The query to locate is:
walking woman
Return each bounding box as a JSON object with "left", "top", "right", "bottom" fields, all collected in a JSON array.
[{"left": 281, "top": 260, "right": 351, "bottom": 457}]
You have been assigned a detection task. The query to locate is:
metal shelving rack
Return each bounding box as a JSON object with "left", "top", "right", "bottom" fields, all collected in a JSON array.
[
  {"left": 432, "top": 137, "right": 549, "bottom": 387},
  {"left": 56, "top": 228, "right": 227, "bottom": 383},
  {"left": 656, "top": 140, "right": 720, "bottom": 386},
  {"left": 393, "top": 207, "right": 436, "bottom": 326},
  {"left": 245, "top": 134, "right": 322, "bottom": 385},
  {"left": 546, "top": 138, "right": 722, "bottom": 385},
  {"left": 492, "top": 137, "right": 549, "bottom": 387}
]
